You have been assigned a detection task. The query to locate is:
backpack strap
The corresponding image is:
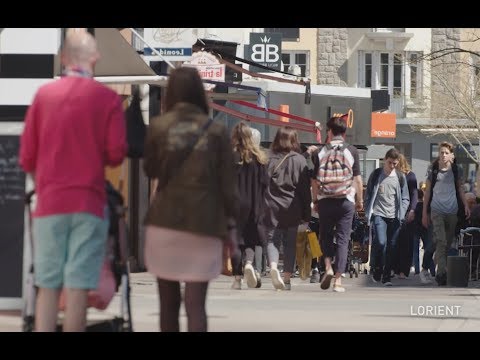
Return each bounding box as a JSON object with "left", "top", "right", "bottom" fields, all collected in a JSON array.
[
  {"left": 329, "top": 141, "right": 349, "bottom": 151},
  {"left": 370, "top": 167, "right": 404, "bottom": 190},
  {"left": 371, "top": 168, "right": 382, "bottom": 187},
  {"left": 273, "top": 153, "right": 290, "bottom": 174},
  {"left": 397, "top": 171, "right": 405, "bottom": 189}
]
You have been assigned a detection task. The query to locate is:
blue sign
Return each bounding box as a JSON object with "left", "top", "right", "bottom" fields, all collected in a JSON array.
[{"left": 143, "top": 48, "right": 193, "bottom": 56}]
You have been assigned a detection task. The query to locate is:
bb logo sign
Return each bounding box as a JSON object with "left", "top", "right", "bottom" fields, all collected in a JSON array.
[{"left": 246, "top": 32, "right": 282, "bottom": 72}]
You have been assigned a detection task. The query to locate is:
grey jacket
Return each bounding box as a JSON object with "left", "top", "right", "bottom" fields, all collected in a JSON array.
[
  {"left": 264, "top": 150, "right": 311, "bottom": 228},
  {"left": 364, "top": 169, "right": 410, "bottom": 223}
]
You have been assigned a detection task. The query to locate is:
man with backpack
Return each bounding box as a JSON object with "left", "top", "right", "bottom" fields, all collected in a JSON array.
[
  {"left": 365, "top": 148, "right": 410, "bottom": 286},
  {"left": 312, "top": 115, "right": 364, "bottom": 292},
  {"left": 422, "top": 142, "right": 470, "bottom": 286}
]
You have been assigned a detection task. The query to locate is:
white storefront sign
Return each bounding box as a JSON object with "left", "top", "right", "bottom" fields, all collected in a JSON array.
[
  {"left": 143, "top": 28, "right": 197, "bottom": 61},
  {"left": 183, "top": 51, "right": 225, "bottom": 90}
]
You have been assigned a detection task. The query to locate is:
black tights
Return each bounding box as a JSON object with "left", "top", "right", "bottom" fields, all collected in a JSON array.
[{"left": 156, "top": 278, "right": 209, "bottom": 332}]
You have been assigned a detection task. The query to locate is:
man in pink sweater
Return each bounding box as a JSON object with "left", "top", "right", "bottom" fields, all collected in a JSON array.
[{"left": 19, "top": 29, "right": 127, "bottom": 332}]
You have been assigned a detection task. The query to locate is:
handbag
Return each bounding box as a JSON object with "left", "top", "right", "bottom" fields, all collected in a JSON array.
[
  {"left": 307, "top": 230, "right": 322, "bottom": 259},
  {"left": 295, "top": 231, "right": 312, "bottom": 280},
  {"left": 125, "top": 87, "right": 146, "bottom": 158}
]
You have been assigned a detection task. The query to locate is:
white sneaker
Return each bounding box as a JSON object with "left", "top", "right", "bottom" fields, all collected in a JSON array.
[
  {"left": 419, "top": 270, "right": 433, "bottom": 284},
  {"left": 270, "top": 268, "right": 285, "bottom": 290},
  {"left": 231, "top": 278, "right": 242, "bottom": 290},
  {"left": 244, "top": 263, "right": 258, "bottom": 288}
]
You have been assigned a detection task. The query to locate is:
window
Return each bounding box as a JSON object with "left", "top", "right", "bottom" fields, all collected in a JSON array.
[
  {"left": 365, "top": 53, "right": 372, "bottom": 88},
  {"left": 265, "top": 28, "right": 299, "bottom": 41},
  {"left": 358, "top": 51, "right": 422, "bottom": 101},
  {"left": 132, "top": 28, "right": 144, "bottom": 52},
  {"left": 430, "top": 143, "right": 439, "bottom": 162},
  {"left": 410, "top": 53, "right": 418, "bottom": 98},
  {"left": 470, "top": 54, "right": 480, "bottom": 97},
  {"left": 282, "top": 51, "right": 309, "bottom": 77}
]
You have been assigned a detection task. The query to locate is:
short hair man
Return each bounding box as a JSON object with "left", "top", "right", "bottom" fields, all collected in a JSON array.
[
  {"left": 364, "top": 148, "right": 410, "bottom": 286},
  {"left": 19, "top": 30, "right": 127, "bottom": 331},
  {"left": 312, "top": 116, "right": 364, "bottom": 292}
]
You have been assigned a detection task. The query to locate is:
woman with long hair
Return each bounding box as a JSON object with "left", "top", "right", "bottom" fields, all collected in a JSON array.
[
  {"left": 230, "top": 122, "right": 269, "bottom": 289},
  {"left": 143, "top": 67, "right": 238, "bottom": 331},
  {"left": 393, "top": 154, "right": 418, "bottom": 278},
  {"left": 264, "top": 126, "right": 311, "bottom": 290}
]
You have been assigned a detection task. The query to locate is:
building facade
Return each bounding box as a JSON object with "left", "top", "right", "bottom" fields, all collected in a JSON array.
[{"left": 311, "top": 28, "right": 479, "bottom": 187}]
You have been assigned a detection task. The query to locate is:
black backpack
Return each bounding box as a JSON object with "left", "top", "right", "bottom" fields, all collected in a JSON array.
[
  {"left": 125, "top": 87, "right": 146, "bottom": 158},
  {"left": 105, "top": 181, "right": 125, "bottom": 290}
]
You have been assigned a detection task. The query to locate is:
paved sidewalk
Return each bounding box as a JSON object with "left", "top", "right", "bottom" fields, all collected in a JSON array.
[{"left": 1, "top": 272, "right": 480, "bottom": 332}]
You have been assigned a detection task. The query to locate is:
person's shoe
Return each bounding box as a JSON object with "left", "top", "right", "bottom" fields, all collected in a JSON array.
[
  {"left": 270, "top": 268, "right": 285, "bottom": 290},
  {"left": 372, "top": 267, "right": 382, "bottom": 283},
  {"left": 310, "top": 269, "right": 320, "bottom": 283},
  {"left": 284, "top": 282, "right": 291, "bottom": 291},
  {"left": 244, "top": 263, "right": 258, "bottom": 288},
  {"left": 320, "top": 269, "right": 334, "bottom": 290},
  {"left": 419, "top": 269, "right": 433, "bottom": 284},
  {"left": 231, "top": 278, "right": 242, "bottom": 290},
  {"left": 435, "top": 273, "right": 447, "bottom": 286},
  {"left": 255, "top": 271, "right": 262, "bottom": 288},
  {"left": 382, "top": 277, "right": 393, "bottom": 286},
  {"left": 332, "top": 279, "right": 345, "bottom": 292}
]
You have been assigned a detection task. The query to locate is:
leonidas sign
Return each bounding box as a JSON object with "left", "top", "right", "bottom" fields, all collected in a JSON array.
[
  {"left": 183, "top": 51, "right": 225, "bottom": 90},
  {"left": 371, "top": 112, "right": 396, "bottom": 138}
]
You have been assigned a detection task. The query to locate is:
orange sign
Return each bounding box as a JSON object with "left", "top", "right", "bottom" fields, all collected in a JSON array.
[
  {"left": 371, "top": 113, "right": 396, "bottom": 138},
  {"left": 279, "top": 104, "right": 289, "bottom": 122}
]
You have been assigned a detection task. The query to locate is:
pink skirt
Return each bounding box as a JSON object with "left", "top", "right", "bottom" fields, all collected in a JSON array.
[{"left": 144, "top": 225, "right": 223, "bottom": 282}]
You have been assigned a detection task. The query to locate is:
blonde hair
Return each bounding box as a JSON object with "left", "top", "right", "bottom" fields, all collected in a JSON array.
[
  {"left": 231, "top": 122, "right": 267, "bottom": 165},
  {"left": 419, "top": 181, "right": 427, "bottom": 191},
  {"left": 398, "top": 153, "right": 411, "bottom": 174}
]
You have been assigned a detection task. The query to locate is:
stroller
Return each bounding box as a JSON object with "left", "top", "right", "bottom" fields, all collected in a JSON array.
[
  {"left": 346, "top": 212, "right": 369, "bottom": 278},
  {"left": 22, "top": 181, "right": 133, "bottom": 332}
]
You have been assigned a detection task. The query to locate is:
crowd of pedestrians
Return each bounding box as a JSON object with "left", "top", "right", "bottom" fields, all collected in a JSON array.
[{"left": 18, "top": 32, "right": 479, "bottom": 332}]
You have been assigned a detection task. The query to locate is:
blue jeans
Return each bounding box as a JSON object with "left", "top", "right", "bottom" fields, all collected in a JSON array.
[{"left": 371, "top": 215, "right": 401, "bottom": 280}]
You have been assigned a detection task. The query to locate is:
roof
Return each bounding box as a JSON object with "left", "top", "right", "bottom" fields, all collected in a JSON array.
[{"left": 54, "top": 28, "right": 156, "bottom": 78}]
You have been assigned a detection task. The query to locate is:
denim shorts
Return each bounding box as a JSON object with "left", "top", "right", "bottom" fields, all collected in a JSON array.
[{"left": 33, "top": 212, "right": 109, "bottom": 289}]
